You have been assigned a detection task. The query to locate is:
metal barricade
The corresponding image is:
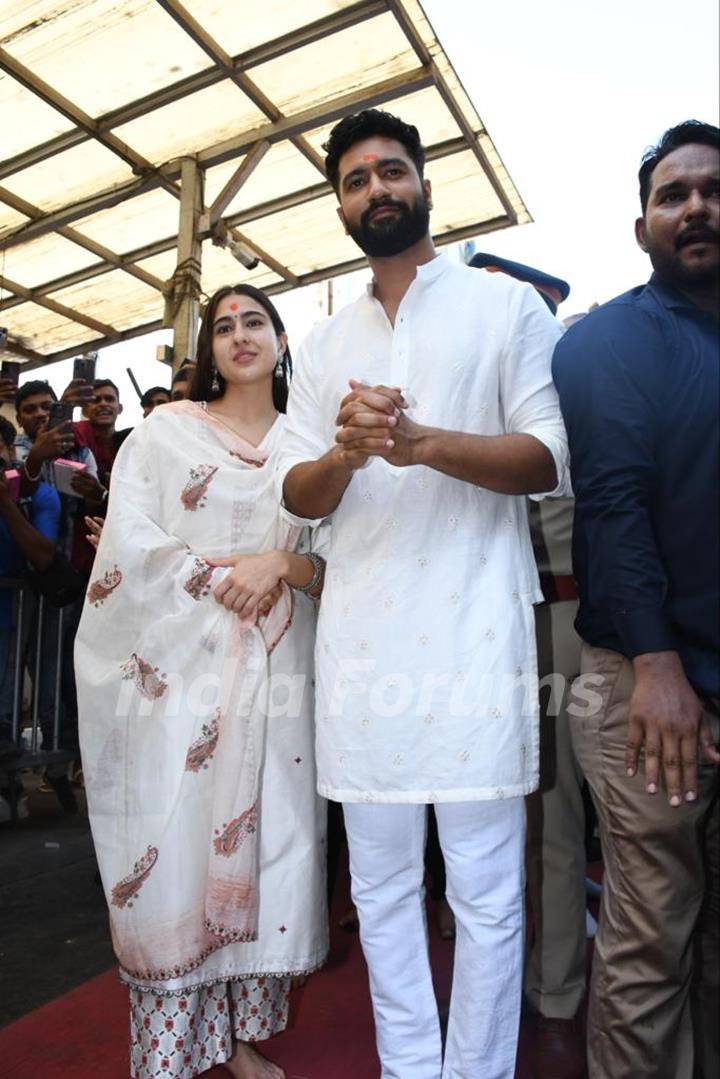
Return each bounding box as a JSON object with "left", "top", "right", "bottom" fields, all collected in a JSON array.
[{"left": 1, "top": 577, "right": 73, "bottom": 824}]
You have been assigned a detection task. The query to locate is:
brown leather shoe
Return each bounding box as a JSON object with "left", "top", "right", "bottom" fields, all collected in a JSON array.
[{"left": 533, "top": 1015, "right": 587, "bottom": 1079}]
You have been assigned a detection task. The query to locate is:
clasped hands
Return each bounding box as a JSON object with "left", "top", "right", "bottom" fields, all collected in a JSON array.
[
  {"left": 206, "top": 551, "right": 285, "bottom": 621},
  {"left": 334, "top": 379, "right": 424, "bottom": 469}
]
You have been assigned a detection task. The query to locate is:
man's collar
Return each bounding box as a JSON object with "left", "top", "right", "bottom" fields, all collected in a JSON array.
[
  {"left": 647, "top": 272, "right": 713, "bottom": 314},
  {"left": 365, "top": 252, "right": 448, "bottom": 296}
]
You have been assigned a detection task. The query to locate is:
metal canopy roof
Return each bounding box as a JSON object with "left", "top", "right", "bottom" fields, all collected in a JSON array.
[{"left": 0, "top": 0, "right": 530, "bottom": 370}]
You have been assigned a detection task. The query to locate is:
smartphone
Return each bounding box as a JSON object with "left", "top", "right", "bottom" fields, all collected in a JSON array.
[
  {"left": 73, "top": 353, "right": 97, "bottom": 383},
  {"left": 47, "top": 402, "right": 75, "bottom": 429},
  {"left": 1, "top": 360, "right": 20, "bottom": 386}
]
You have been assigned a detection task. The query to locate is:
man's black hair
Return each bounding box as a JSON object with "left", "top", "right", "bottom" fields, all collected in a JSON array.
[
  {"left": 639, "top": 120, "right": 720, "bottom": 213},
  {"left": 171, "top": 364, "right": 196, "bottom": 386},
  {"left": 0, "top": 415, "right": 17, "bottom": 450},
  {"left": 92, "top": 377, "right": 120, "bottom": 398},
  {"left": 140, "top": 385, "right": 171, "bottom": 408},
  {"left": 15, "top": 379, "right": 57, "bottom": 412},
  {"left": 323, "top": 109, "right": 425, "bottom": 192}
]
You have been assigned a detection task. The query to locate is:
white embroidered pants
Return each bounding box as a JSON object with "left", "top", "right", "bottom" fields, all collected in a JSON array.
[{"left": 343, "top": 799, "right": 526, "bottom": 1079}]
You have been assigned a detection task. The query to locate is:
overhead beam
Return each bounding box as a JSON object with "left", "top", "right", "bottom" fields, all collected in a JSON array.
[
  {"left": 0, "top": 135, "right": 468, "bottom": 312},
  {"left": 0, "top": 0, "right": 385, "bottom": 182},
  {"left": 204, "top": 140, "right": 271, "bottom": 228},
  {"left": 227, "top": 227, "right": 299, "bottom": 288},
  {"left": 1, "top": 275, "right": 119, "bottom": 338},
  {"left": 0, "top": 338, "right": 46, "bottom": 363},
  {"left": 0, "top": 65, "right": 433, "bottom": 251}
]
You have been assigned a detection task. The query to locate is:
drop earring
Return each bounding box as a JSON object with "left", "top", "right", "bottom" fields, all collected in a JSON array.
[
  {"left": 211, "top": 367, "right": 220, "bottom": 393},
  {"left": 274, "top": 353, "right": 284, "bottom": 377}
]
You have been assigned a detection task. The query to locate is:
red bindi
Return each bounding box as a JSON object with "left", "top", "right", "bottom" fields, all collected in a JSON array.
[
  {"left": 362, "top": 153, "right": 379, "bottom": 161},
  {"left": 229, "top": 302, "right": 239, "bottom": 311}
]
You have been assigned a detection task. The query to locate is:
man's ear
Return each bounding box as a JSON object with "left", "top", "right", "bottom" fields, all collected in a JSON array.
[
  {"left": 423, "top": 178, "right": 433, "bottom": 211},
  {"left": 118, "top": 402, "right": 123, "bottom": 415},
  {"left": 336, "top": 205, "right": 349, "bottom": 235},
  {"left": 635, "top": 217, "right": 648, "bottom": 253}
]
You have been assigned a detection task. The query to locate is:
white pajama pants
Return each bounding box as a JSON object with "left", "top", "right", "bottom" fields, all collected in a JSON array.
[{"left": 343, "top": 799, "right": 526, "bottom": 1079}]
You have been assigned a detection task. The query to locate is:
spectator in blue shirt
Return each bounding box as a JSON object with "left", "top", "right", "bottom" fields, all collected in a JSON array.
[
  {"left": 0, "top": 416, "right": 60, "bottom": 820},
  {"left": 553, "top": 120, "right": 719, "bottom": 1079}
]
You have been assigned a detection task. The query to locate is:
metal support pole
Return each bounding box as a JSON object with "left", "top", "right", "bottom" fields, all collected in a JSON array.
[
  {"left": 53, "top": 606, "right": 64, "bottom": 752},
  {"left": 11, "top": 587, "right": 25, "bottom": 744},
  {"left": 171, "top": 156, "right": 203, "bottom": 371},
  {"left": 31, "top": 594, "right": 44, "bottom": 753}
]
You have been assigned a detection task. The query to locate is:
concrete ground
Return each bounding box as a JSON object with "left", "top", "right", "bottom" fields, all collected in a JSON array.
[{"left": 0, "top": 770, "right": 115, "bottom": 1028}]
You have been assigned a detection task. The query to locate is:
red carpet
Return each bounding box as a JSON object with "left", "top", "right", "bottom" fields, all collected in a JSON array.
[{"left": 0, "top": 910, "right": 543, "bottom": 1078}]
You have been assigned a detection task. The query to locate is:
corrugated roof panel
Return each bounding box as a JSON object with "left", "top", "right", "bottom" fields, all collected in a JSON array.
[
  {"left": 304, "top": 85, "right": 465, "bottom": 160},
  {"left": 112, "top": 82, "right": 267, "bottom": 167},
  {"left": 426, "top": 150, "right": 507, "bottom": 232},
  {"left": 200, "top": 240, "right": 284, "bottom": 297},
  {"left": 180, "top": 0, "right": 358, "bottom": 58},
  {"left": 250, "top": 12, "right": 417, "bottom": 115},
  {"left": 6, "top": 300, "right": 104, "bottom": 354},
  {"left": 1, "top": 139, "right": 135, "bottom": 214},
  {"left": 0, "top": 72, "right": 75, "bottom": 160},
  {"left": 243, "top": 193, "right": 360, "bottom": 277},
  {"left": 0, "top": 205, "right": 31, "bottom": 234},
  {"left": 3, "top": 0, "right": 212, "bottom": 118},
  {"left": 1, "top": 232, "right": 102, "bottom": 290},
  {"left": 47, "top": 267, "right": 162, "bottom": 332},
  {"left": 71, "top": 189, "right": 181, "bottom": 253}
]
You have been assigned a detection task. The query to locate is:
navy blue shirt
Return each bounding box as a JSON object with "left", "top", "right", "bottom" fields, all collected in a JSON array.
[{"left": 552, "top": 275, "right": 720, "bottom": 696}]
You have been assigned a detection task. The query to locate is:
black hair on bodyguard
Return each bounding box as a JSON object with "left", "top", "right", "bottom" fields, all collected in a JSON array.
[
  {"left": 638, "top": 120, "right": 719, "bottom": 213},
  {"left": 15, "top": 379, "right": 57, "bottom": 411},
  {"left": 92, "top": 378, "right": 121, "bottom": 398},
  {"left": 0, "top": 415, "right": 16, "bottom": 450},
  {"left": 191, "top": 284, "right": 292, "bottom": 413},
  {"left": 323, "top": 109, "right": 426, "bottom": 192},
  {"left": 140, "top": 385, "right": 171, "bottom": 408}
]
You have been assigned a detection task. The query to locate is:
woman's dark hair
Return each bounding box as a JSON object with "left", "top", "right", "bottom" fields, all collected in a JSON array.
[
  {"left": 0, "top": 415, "right": 17, "bottom": 451},
  {"left": 190, "top": 284, "right": 292, "bottom": 413}
]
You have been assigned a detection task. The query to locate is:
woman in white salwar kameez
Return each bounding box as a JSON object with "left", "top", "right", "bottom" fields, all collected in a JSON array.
[{"left": 75, "top": 285, "right": 328, "bottom": 1079}]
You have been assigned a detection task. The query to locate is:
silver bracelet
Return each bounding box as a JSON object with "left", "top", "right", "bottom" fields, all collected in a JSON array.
[{"left": 293, "top": 552, "right": 324, "bottom": 594}]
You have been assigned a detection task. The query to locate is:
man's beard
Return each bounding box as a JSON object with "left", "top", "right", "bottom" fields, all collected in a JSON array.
[
  {"left": 652, "top": 228, "right": 719, "bottom": 292},
  {"left": 346, "top": 194, "right": 430, "bottom": 258}
]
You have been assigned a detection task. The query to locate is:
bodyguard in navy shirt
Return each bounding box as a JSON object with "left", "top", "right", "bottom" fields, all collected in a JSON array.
[{"left": 552, "top": 121, "right": 719, "bottom": 1079}]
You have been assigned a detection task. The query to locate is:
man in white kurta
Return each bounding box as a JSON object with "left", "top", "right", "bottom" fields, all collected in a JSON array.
[{"left": 278, "top": 109, "right": 569, "bottom": 1079}]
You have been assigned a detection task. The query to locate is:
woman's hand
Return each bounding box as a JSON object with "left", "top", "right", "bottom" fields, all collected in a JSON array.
[
  {"left": 206, "top": 550, "right": 289, "bottom": 619},
  {"left": 84, "top": 515, "right": 104, "bottom": 550}
]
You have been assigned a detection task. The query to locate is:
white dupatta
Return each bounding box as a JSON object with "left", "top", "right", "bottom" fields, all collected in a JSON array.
[{"left": 76, "top": 401, "right": 299, "bottom": 985}]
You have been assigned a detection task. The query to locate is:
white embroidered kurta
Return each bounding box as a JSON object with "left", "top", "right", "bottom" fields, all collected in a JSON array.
[
  {"left": 76, "top": 402, "right": 327, "bottom": 995},
  {"left": 277, "top": 255, "right": 568, "bottom": 804}
]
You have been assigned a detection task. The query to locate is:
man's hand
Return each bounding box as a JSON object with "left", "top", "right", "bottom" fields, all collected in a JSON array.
[
  {"left": 0, "top": 377, "right": 17, "bottom": 405},
  {"left": 206, "top": 551, "right": 288, "bottom": 619},
  {"left": 84, "top": 515, "right": 104, "bottom": 550},
  {"left": 60, "top": 378, "right": 94, "bottom": 407},
  {"left": 626, "top": 651, "right": 720, "bottom": 805},
  {"left": 70, "top": 471, "right": 106, "bottom": 505},
  {"left": 30, "top": 421, "right": 76, "bottom": 463},
  {"left": 335, "top": 380, "right": 418, "bottom": 467}
]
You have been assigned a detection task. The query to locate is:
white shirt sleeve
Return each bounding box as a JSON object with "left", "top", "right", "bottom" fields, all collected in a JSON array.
[
  {"left": 275, "top": 333, "right": 333, "bottom": 527},
  {"left": 501, "top": 285, "right": 571, "bottom": 499}
]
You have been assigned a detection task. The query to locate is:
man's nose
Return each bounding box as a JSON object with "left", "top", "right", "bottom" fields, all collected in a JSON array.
[
  {"left": 367, "top": 170, "right": 390, "bottom": 200},
  {"left": 685, "top": 188, "right": 710, "bottom": 218}
]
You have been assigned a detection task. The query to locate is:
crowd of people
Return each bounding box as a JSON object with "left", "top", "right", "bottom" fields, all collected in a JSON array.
[{"left": 1, "top": 108, "right": 718, "bottom": 1079}]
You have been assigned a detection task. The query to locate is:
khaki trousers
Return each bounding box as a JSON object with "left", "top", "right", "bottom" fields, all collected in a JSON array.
[
  {"left": 525, "top": 599, "right": 588, "bottom": 1019},
  {"left": 570, "top": 643, "right": 719, "bottom": 1079}
]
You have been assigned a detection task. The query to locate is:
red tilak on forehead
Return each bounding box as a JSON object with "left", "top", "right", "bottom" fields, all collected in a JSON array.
[
  {"left": 229, "top": 302, "right": 239, "bottom": 311},
  {"left": 362, "top": 153, "right": 379, "bottom": 162}
]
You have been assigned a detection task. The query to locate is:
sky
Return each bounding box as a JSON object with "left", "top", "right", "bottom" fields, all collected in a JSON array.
[{"left": 23, "top": 0, "right": 720, "bottom": 427}]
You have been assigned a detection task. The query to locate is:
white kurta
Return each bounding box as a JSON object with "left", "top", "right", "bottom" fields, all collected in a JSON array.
[
  {"left": 76, "top": 402, "right": 327, "bottom": 995},
  {"left": 277, "top": 255, "right": 568, "bottom": 804}
]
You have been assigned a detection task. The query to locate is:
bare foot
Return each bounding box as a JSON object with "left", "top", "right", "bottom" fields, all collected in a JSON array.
[{"left": 224, "top": 1041, "right": 286, "bottom": 1079}]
